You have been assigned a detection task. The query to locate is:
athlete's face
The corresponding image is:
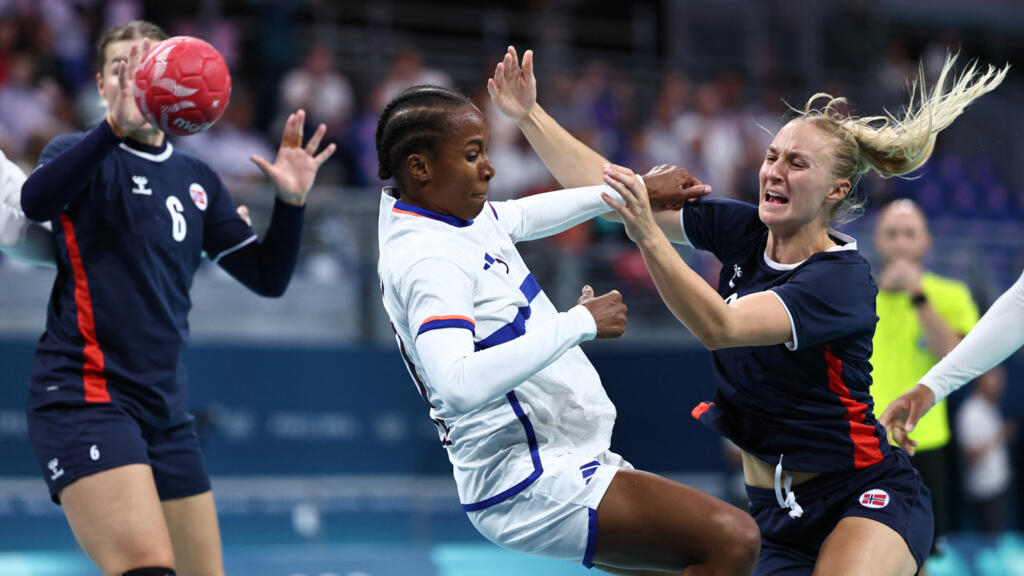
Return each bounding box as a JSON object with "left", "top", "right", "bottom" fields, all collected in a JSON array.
[
  {"left": 96, "top": 38, "right": 156, "bottom": 132},
  {"left": 874, "top": 200, "right": 930, "bottom": 264},
  {"left": 420, "top": 106, "right": 494, "bottom": 221},
  {"left": 758, "top": 122, "right": 850, "bottom": 234}
]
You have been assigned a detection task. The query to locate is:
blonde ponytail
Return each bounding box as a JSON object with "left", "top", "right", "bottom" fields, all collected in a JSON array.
[{"left": 794, "top": 53, "right": 1009, "bottom": 224}]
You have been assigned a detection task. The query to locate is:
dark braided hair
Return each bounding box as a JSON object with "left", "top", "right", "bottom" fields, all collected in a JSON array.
[{"left": 375, "top": 85, "right": 474, "bottom": 183}]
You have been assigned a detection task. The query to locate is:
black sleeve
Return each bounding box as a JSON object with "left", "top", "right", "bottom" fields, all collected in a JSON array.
[
  {"left": 21, "top": 122, "right": 122, "bottom": 222},
  {"left": 214, "top": 198, "right": 305, "bottom": 298},
  {"left": 681, "top": 197, "right": 765, "bottom": 263}
]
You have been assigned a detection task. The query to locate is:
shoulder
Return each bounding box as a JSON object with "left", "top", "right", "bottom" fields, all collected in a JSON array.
[
  {"left": 793, "top": 250, "right": 877, "bottom": 296},
  {"left": 383, "top": 224, "right": 478, "bottom": 277}
]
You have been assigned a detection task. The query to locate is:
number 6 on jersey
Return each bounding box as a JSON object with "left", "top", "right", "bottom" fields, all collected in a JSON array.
[{"left": 165, "top": 196, "right": 186, "bottom": 241}]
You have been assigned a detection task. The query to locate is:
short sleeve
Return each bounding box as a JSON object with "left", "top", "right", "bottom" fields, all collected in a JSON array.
[
  {"left": 401, "top": 257, "right": 477, "bottom": 339},
  {"left": 937, "top": 283, "right": 980, "bottom": 336},
  {"left": 681, "top": 197, "right": 764, "bottom": 263},
  {"left": 770, "top": 256, "right": 877, "bottom": 350},
  {"left": 199, "top": 166, "right": 256, "bottom": 261}
]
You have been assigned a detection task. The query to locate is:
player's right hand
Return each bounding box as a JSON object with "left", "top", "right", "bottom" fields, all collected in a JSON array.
[
  {"left": 878, "top": 383, "right": 935, "bottom": 456},
  {"left": 642, "top": 165, "right": 711, "bottom": 210},
  {"left": 487, "top": 46, "right": 536, "bottom": 122},
  {"left": 107, "top": 39, "right": 151, "bottom": 136},
  {"left": 578, "top": 285, "right": 627, "bottom": 339}
]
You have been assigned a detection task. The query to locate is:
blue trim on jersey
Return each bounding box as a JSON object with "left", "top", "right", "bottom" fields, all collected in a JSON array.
[
  {"left": 488, "top": 202, "right": 498, "bottom": 219},
  {"left": 473, "top": 274, "right": 542, "bottom": 351},
  {"left": 393, "top": 200, "right": 473, "bottom": 227},
  {"left": 520, "top": 274, "right": 541, "bottom": 303},
  {"left": 461, "top": 390, "right": 543, "bottom": 511},
  {"left": 418, "top": 318, "right": 476, "bottom": 335},
  {"left": 583, "top": 507, "right": 598, "bottom": 568}
]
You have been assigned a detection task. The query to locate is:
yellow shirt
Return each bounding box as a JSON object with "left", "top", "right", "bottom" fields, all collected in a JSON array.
[{"left": 871, "top": 272, "right": 979, "bottom": 451}]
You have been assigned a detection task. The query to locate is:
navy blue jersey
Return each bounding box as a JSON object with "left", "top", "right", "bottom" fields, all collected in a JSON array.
[
  {"left": 24, "top": 122, "right": 301, "bottom": 426},
  {"left": 683, "top": 198, "right": 889, "bottom": 472}
]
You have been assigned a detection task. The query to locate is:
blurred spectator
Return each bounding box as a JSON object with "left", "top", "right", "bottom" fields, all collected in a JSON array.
[
  {"left": 643, "top": 72, "right": 692, "bottom": 168},
  {"left": 279, "top": 42, "right": 355, "bottom": 139},
  {"left": 373, "top": 44, "right": 452, "bottom": 109},
  {"left": 956, "top": 366, "right": 1015, "bottom": 534},
  {"left": 0, "top": 51, "right": 67, "bottom": 157},
  {"left": 175, "top": 86, "right": 276, "bottom": 190},
  {"left": 673, "top": 80, "right": 743, "bottom": 196}
]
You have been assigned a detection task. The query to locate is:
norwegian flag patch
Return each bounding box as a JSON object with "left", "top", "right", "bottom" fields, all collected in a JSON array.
[
  {"left": 189, "top": 183, "right": 208, "bottom": 211},
  {"left": 859, "top": 489, "right": 889, "bottom": 509}
]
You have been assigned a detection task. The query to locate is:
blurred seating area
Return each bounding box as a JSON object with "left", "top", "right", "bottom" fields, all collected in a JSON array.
[{"left": 0, "top": 0, "right": 1021, "bottom": 343}]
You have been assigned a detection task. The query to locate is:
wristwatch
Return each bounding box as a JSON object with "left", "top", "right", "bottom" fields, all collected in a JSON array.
[{"left": 910, "top": 291, "right": 927, "bottom": 307}]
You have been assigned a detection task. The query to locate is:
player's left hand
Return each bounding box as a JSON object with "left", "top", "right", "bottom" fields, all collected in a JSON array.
[
  {"left": 878, "top": 383, "right": 935, "bottom": 456},
  {"left": 601, "top": 164, "right": 660, "bottom": 246},
  {"left": 642, "top": 164, "right": 711, "bottom": 210},
  {"left": 252, "top": 109, "right": 337, "bottom": 206}
]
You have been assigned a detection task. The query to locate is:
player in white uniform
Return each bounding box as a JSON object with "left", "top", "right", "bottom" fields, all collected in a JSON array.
[
  {"left": 376, "top": 84, "right": 760, "bottom": 574},
  {"left": 0, "top": 149, "right": 55, "bottom": 265}
]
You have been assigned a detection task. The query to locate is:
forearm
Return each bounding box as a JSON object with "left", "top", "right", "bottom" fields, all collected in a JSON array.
[
  {"left": 920, "top": 271, "right": 1024, "bottom": 402},
  {"left": 915, "top": 301, "right": 963, "bottom": 357},
  {"left": 0, "top": 204, "right": 55, "bottom": 265},
  {"left": 505, "top": 184, "right": 620, "bottom": 242},
  {"left": 518, "top": 104, "right": 608, "bottom": 188},
  {"left": 216, "top": 199, "right": 304, "bottom": 297},
  {"left": 418, "top": 305, "right": 596, "bottom": 414},
  {"left": 636, "top": 232, "right": 735, "bottom": 348},
  {"left": 21, "top": 121, "right": 121, "bottom": 221}
]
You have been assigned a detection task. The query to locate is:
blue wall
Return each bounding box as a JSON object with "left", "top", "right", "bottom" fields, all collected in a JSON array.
[{"left": 1, "top": 339, "right": 1021, "bottom": 478}]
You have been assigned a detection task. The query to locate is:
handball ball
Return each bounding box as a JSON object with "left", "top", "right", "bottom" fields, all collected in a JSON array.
[{"left": 133, "top": 36, "right": 231, "bottom": 136}]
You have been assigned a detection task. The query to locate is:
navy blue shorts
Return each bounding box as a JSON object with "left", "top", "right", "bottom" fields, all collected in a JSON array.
[
  {"left": 746, "top": 449, "right": 933, "bottom": 575},
  {"left": 27, "top": 403, "right": 211, "bottom": 504}
]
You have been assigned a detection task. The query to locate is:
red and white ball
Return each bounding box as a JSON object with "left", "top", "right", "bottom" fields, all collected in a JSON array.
[{"left": 133, "top": 36, "right": 231, "bottom": 136}]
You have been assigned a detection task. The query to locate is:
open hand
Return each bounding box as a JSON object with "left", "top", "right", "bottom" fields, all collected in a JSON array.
[
  {"left": 487, "top": 46, "right": 536, "bottom": 122},
  {"left": 251, "top": 109, "right": 337, "bottom": 206},
  {"left": 601, "top": 164, "right": 660, "bottom": 245},
  {"left": 878, "top": 383, "right": 935, "bottom": 455},
  {"left": 108, "top": 38, "right": 152, "bottom": 135}
]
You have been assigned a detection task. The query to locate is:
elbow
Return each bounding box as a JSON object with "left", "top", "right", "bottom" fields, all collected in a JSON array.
[
  {"left": 20, "top": 193, "right": 51, "bottom": 223},
  {"left": 693, "top": 323, "right": 732, "bottom": 351},
  {"left": 251, "top": 278, "right": 291, "bottom": 298}
]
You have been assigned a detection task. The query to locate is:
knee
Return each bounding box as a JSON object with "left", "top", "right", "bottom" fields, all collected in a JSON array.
[{"left": 713, "top": 508, "right": 761, "bottom": 572}]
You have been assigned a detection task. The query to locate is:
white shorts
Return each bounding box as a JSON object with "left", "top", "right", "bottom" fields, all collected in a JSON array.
[{"left": 466, "top": 450, "right": 632, "bottom": 568}]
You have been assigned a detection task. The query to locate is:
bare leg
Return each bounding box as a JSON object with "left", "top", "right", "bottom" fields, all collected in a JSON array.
[
  {"left": 163, "top": 491, "right": 225, "bottom": 576},
  {"left": 60, "top": 464, "right": 175, "bottom": 576},
  {"left": 812, "top": 516, "right": 917, "bottom": 576},
  {"left": 593, "top": 469, "right": 760, "bottom": 575}
]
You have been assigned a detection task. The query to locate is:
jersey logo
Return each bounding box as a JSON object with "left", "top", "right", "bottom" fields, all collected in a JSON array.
[
  {"left": 728, "top": 264, "right": 743, "bottom": 288},
  {"left": 189, "top": 183, "right": 208, "bottom": 211},
  {"left": 47, "top": 458, "right": 64, "bottom": 481},
  {"left": 580, "top": 460, "right": 600, "bottom": 485},
  {"left": 483, "top": 252, "right": 509, "bottom": 274},
  {"left": 131, "top": 175, "right": 153, "bottom": 195},
  {"left": 859, "top": 489, "right": 889, "bottom": 509}
]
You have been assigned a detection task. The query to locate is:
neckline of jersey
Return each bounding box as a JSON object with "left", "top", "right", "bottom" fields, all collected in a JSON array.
[
  {"left": 392, "top": 199, "right": 474, "bottom": 228},
  {"left": 762, "top": 229, "right": 858, "bottom": 271},
  {"left": 119, "top": 138, "right": 173, "bottom": 162}
]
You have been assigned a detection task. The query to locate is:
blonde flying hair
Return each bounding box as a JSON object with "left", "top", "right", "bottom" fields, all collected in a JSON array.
[{"left": 792, "top": 53, "right": 1009, "bottom": 224}]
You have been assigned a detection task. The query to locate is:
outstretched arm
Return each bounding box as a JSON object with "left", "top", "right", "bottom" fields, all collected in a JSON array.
[
  {"left": 214, "top": 109, "right": 336, "bottom": 297},
  {"left": 487, "top": 46, "right": 706, "bottom": 243}
]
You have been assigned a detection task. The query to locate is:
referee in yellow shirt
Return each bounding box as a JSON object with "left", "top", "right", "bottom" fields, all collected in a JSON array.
[{"left": 871, "top": 199, "right": 981, "bottom": 568}]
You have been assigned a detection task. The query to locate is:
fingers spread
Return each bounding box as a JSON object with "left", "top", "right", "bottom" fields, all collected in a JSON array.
[
  {"left": 315, "top": 143, "right": 338, "bottom": 165},
  {"left": 305, "top": 123, "right": 327, "bottom": 155}
]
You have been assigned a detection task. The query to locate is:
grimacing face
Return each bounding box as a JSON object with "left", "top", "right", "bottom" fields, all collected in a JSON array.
[
  {"left": 873, "top": 200, "right": 931, "bottom": 264},
  {"left": 414, "top": 105, "right": 495, "bottom": 221},
  {"left": 757, "top": 121, "right": 849, "bottom": 235}
]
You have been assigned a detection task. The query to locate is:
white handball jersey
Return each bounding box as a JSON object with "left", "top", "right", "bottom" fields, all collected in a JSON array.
[{"left": 378, "top": 187, "right": 618, "bottom": 511}]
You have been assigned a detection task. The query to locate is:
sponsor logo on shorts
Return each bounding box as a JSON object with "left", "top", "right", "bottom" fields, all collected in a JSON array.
[
  {"left": 580, "top": 460, "right": 600, "bottom": 486},
  {"left": 48, "top": 458, "right": 64, "bottom": 481},
  {"left": 859, "top": 488, "right": 889, "bottom": 509}
]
